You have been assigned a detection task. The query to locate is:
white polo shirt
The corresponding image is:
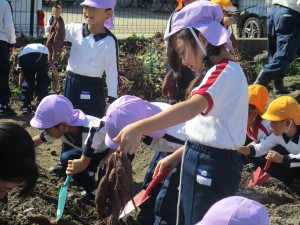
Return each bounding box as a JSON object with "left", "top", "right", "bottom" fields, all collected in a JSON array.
[
  {"left": 18, "top": 43, "right": 48, "bottom": 57},
  {"left": 65, "top": 23, "right": 119, "bottom": 99},
  {"left": 185, "top": 59, "right": 248, "bottom": 150}
]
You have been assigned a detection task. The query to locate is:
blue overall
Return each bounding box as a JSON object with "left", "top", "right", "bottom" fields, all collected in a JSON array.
[{"left": 262, "top": 4, "right": 300, "bottom": 79}]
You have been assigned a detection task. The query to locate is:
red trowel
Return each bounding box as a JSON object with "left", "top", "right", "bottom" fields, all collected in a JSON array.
[
  {"left": 119, "top": 168, "right": 170, "bottom": 219},
  {"left": 248, "top": 159, "right": 271, "bottom": 187}
]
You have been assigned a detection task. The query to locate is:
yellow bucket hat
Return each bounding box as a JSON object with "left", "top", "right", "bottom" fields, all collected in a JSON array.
[
  {"left": 248, "top": 84, "right": 268, "bottom": 115},
  {"left": 262, "top": 96, "right": 300, "bottom": 124},
  {"left": 211, "top": 0, "right": 237, "bottom": 12}
]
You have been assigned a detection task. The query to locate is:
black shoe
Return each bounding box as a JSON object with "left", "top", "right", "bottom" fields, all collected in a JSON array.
[
  {"left": 21, "top": 104, "right": 32, "bottom": 115},
  {"left": 49, "top": 163, "right": 63, "bottom": 175},
  {"left": 0, "top": 104, "right": 16, "bottom": 116},
  {"left": 78, "top": 192, "right": 95, "bottom": 204},
  {"left": 272, "top": 77, "right": 290, "bottom": 95}
]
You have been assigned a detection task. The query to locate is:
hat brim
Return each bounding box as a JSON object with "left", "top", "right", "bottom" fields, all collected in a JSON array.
[
  {"left": 80, "top": 2, "right": 101, "bottom": 8},
  {"left": 164, "top": 21, "right": 231, "bottom": 48},
  {"left": 30, "top": 116, "right": 53, "bottom": 129},
  {"left": 261, "top": 113, "right": 284, "bottom": 122}
]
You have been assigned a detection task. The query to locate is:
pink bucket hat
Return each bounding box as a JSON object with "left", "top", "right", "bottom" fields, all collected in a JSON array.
[
  {"left": 80, "top": 0, "right": 116, "bottom": 30},
  {"left": 105, "top": 95, "right": 167, "bottom": 149},
  {"left": 30, "top": 95, "right": 89, "bottom": 129},
  {"left": 196, "top": 196, "right": 270, "bottom": 225},
  {"left": 164, "top": 1, "right": 231, "bottom": 47}
]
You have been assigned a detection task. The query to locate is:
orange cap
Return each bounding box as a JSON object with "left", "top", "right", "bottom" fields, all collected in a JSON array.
[
  {"left": 211, "top": 0, "right": 237, "bottom": 12},
  {"left": 248, "top": 84, "right": 268, "bottom": 115},
  {"left": 262, "top": 96, "right": 300, "bottom": 124},
  {"left": 175, "top": 0, "right": 183, "bottom": 11}
]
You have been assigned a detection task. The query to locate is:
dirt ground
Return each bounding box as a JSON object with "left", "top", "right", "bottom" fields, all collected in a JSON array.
[{"left": 1, "top": 76, "right": 300, "bottom": 225}]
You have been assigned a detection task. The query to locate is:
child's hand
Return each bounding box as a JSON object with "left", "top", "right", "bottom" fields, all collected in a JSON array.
[
  {"left": 52, "top": 5, "right": 62, "bottom": 18},
  {"left": 238, "top": 146, "right": 250, "bottom": 156},
  {"left": 153, "top": 147, "right": 183, "bottom": 178},
  {"left": 66, "top": 156, "right": 91, "bottom": 175},
  {"left": 266, "top": 150, "right": 283, "bottom": 164},
  {"left": 222, "top": 16, "right": 234, "bottom": 28},
  {"left": 113, "top": 124, "right": 143, "bottom": 155}
]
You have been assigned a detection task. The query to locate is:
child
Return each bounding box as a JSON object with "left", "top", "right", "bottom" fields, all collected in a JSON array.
[
  {"left": 239, "top": 96, "right": 300, "bottom": 186},
  {"left": 104, "top": 95, "right": 187, "bottom": 225},
  {"left": 31, "top": 94, "right": 110, "bottom": 203},
  {"left": 196, "top": 196, "right": 270, "bottom": 225},
  {"left": 114, "top": 1, "right": 248, "bottom": 224},
  {"left": 49, "top": 0, "right": 119, "bottom": 118},
  {"left": 18, "top": 43, "right": 51, "bottom": 115},
  {"left": 0, "top": 122, "right": 38, "bottom": 200},
  {"left": 242, "top": 84, "right": 271, "bottom": 168},
  {"left": 246, "top": 84, "right": 270, "bottom": 144},
  {"left": 0, "top": 0, "right": 16, "bottom": 116}
]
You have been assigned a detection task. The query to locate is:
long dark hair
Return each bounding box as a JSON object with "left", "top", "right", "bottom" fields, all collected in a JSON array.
[
  {"left": 167, "top": 28, "right": 222, "bottom": 99},
  {"left": 0, "top": 122, "right": 38, "bottom": 198}
]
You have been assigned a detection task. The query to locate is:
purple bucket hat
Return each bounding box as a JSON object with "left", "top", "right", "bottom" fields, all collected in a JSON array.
[
  {"left": 30, "top": 95, "right": 89, "bottom": 129},
  {"left": 164, "top": 1, "right": 232, "bottom": 47},
  {"left": 105, "top": 95, "right": 167, "bottom": 149},
  {"left": 196, "top": 196, "right": 270, "bottom": 225},
  {"left": 80, "top": 0, "right": 116, "bottom": 30}
]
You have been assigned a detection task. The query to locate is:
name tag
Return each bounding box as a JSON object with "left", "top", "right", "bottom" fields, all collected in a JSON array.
[
  {"left": 196, "top": 175, "right": 212, "bottom": 186},
  {"left": 196, "top": 169, "right": 212, "bottom": 186},
  {"left": 80, "top": 91, "right": 90, "bottom": 100}
]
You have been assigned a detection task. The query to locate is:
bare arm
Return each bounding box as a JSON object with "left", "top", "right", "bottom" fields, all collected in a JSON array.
[
  {"left": 32, "top": 135, "right": 44, "bottom": 148},
  {"left": 114, "top": 94, "right": 208, "bottom": 154},
  {"left": 153, "top": 146, "right": 184, "bottom": 178}
]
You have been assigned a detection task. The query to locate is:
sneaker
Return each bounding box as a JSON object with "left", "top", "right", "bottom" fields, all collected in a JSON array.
[
  {"left": 68, "top": 191, "right": 95, "bottom": 204},
  {"left": 49, "top": 163, "right": 63, "bottom": 175},
  {"left": 68, "top": 190, "right": 86, "bottom": 199},
  {"left": 0, "top": 104, "right": 15, "bottom": 116},
  {"left": 21, "top": 104, "right": 32, "bottom": 115}
]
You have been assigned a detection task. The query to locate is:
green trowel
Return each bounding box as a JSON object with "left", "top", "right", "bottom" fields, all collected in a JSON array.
[{"left": 56, "top": 175, "right": 72, "bottom": 221}]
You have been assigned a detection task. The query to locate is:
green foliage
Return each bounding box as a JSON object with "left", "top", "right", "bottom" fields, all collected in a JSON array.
[
  {"left": 286, "top": 57, "right": 300, "bottom": 77},
  {"left": 11, "top": 87, "right": 21, "bottom": 96},
  {"left": 118, "top": 33, "right": 166, "bottom": 101}
]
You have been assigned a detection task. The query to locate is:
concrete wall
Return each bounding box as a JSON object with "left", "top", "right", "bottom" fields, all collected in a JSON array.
[{"left": 236, "top": 38, "right": 268, "bottom": 57}]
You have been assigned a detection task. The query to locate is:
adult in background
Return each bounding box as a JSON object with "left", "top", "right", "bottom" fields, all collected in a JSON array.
[
  {"left": 0, "top": 0, "right": 16, "bottom": 116},
  {"left": 254, "top": 0, "right": 300, "bottom": 94}
]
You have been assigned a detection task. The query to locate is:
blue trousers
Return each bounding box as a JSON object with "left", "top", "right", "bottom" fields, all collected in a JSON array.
[
  {"left": 64, "top": 71, "right": 106, "bottom": 118},
  {"left": 60, "top": 149, "right": 108, "bottom": 193},
  {"left": 19, "top": 53, "right": 50, "bottom": 105},
  {"left": 138, "top": 151, "right": 180, "bottom": 225},
  {"left": 263, "top": 4, "right": 300, "bottom": 79},
  {"left": 0, "top": 41, "right": 11, "bottom": 105},
  {"left": 178, "top": 140, "right": 243, "bottom": 225}
]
